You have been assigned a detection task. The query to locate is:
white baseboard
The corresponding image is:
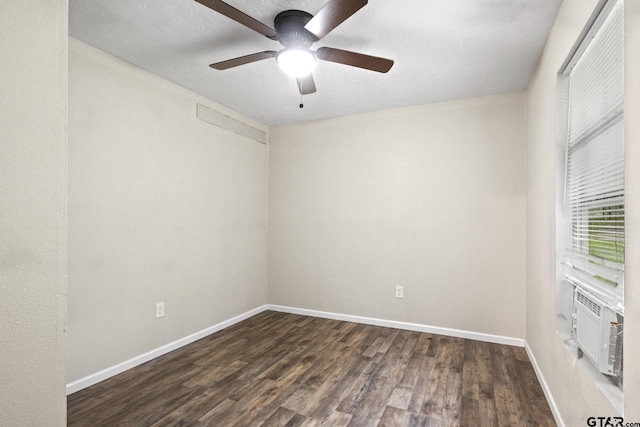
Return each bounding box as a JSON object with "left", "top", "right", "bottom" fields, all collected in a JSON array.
[
  {"left": 525, "top": 341, "right": 565, "bottom": 427},
  {"left": 66, "top": 305, "right": 269, "bottom": 395},
  {"left": 267, "top": 304, "right": 525, "bottom": 347},
  {"left": 67, "top": 304, "right": 529, "bottom": 397}
]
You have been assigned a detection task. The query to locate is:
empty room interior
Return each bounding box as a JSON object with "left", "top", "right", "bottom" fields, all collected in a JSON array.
[{"left": 2, "top": 0, "right": 640, "bottom": 426}]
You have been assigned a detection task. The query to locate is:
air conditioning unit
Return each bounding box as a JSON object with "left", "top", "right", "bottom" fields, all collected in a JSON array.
[{"left": 574, "top": 288, "right": 623, "bottom": 377}]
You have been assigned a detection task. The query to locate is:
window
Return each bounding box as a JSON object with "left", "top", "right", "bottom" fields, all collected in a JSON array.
[
  {"left": 561, "top": 0, "right": 624, "bottom": 308},
  {"left": 588, "top": 204, "right": 624, "bottom": 265},
  {"left": 556, "top": 0, "right": 624, "bottom": 392}
]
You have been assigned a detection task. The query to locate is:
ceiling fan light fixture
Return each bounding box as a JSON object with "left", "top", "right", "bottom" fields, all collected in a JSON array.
[{"left": 277, "top": 49, "right": 316, "bottom": 77}]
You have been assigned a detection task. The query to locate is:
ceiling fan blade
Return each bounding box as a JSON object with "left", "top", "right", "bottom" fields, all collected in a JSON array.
[
  {"left": 209, "top": 51, "right": 277, "bottom": 70},
  {"left": 304, "top": 0, "right": 368, "bottom": 40},
  {"left": 316, "top": 47, "right": 394, "bottom": 73},
  {"left": 195, "top": 0, "right": 278, "bottom": 39},
  {"left": 296, "top": 74, "right": 317, "bottom": 95}
]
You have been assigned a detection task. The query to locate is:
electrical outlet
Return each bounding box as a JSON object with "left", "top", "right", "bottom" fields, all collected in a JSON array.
[
  {"left": 395, "top": 286, "right": 404, "bottom": 299},
  {"left": 155, "top": 302, "right": 165, "bottom": 319}
]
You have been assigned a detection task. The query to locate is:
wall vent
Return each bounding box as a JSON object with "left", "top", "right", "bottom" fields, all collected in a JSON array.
[{"left": 196, "top": 104, "right": 267, "bottom": 144}]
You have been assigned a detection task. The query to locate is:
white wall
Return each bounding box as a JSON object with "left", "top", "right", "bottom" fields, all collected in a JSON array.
[
  {"left": 0, "top": 1, "right": 68, "bottom": 425},
  {"left": 527, "top": 0, "right": 640, "bottom": 422},
  {"left": 68, "top": 39, "right": 268, "bottom": 383},
  {"left": 269, "top": 92, "right": 527, "bottom": 340}
]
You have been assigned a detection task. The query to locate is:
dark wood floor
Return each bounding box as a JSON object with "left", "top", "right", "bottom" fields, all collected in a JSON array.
[{"left": 67, "top": 311, "right": 556, "bottom": 426}]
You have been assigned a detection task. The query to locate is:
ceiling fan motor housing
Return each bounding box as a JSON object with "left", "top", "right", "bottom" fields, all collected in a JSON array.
[{"left": 274, "top": 10, "right": 317, "bottom": 49}]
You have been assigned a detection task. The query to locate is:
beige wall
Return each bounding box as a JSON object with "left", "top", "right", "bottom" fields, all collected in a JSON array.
[
  {"left": 527, "top": 0, "right": 639, "bottom": 422},
  {"left": 68, "top": 40, "right": 268, "bottom": 383},
  {"left": 0, "top": 1, "right": 68, "bottom": 425},
  {"left": 269, "top": 92, "right": 527, "bottom": 339}
]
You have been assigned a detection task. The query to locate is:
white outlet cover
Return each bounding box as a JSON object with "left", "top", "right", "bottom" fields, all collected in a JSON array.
[
  {"left": 155, "top": 302, "right": 165, "bottom": 318},
  {"left": 395, "top": 286, "right": 404, "bottom": 298}
]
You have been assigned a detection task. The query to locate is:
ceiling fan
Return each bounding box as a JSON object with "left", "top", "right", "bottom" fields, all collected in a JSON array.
[{"left": 194, "top": 0, "right": 394, "bottom": 95}]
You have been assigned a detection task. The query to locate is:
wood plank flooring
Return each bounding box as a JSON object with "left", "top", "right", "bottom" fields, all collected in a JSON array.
[{"left": 67, "top": 311, "right": 556, "bottom": 426}]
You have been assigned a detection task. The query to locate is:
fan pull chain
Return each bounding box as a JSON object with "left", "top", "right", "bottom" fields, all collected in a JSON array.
[{"left": 299, "top": 92, "right": 304, "bottom": 109}]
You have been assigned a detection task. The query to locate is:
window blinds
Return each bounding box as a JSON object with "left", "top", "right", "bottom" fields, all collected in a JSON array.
[
  {"left": 567, "top": 0, "right": 624, "bottom": 148},
  {"left": 563, "top": 0, "right": 624, "bottom": 299}
]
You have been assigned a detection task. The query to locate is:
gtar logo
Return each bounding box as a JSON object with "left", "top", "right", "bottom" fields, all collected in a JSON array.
[{"left": 587, "top": 417, "right": 624, "bottom": 427}]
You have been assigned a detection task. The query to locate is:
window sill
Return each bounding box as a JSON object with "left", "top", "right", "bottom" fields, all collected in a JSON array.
[{"left": 561, "top": 336, "right": 623, "bottom": 415}]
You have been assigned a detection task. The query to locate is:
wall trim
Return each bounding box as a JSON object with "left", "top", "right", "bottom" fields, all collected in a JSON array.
[
  {"left": 267, "top": 304, "right": 525, "bottom": 347},
  {"left": 66, "top": 305, "right": 269, "bottom": 395},
  {"left": 525, "top": 341, "right": 565, "bottom": 427}
]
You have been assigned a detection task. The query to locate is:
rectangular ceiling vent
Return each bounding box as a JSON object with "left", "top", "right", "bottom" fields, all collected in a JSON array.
[{"left": 196, "top": 103, "right": 267, "bottom": 144}]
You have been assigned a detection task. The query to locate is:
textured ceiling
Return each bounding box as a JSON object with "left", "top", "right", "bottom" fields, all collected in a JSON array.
[{"left": 69, "top": 0, "right": 561, "bottom": 125}]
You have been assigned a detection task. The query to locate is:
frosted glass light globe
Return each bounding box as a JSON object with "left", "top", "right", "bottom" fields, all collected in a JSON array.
[{"left": 277, "top": 49, "right": 316, "bottom": 77}]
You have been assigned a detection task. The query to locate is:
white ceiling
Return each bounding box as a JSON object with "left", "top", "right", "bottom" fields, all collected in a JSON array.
[{"left": 69, "top": 0, "right": 561, "bottom": 126}]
